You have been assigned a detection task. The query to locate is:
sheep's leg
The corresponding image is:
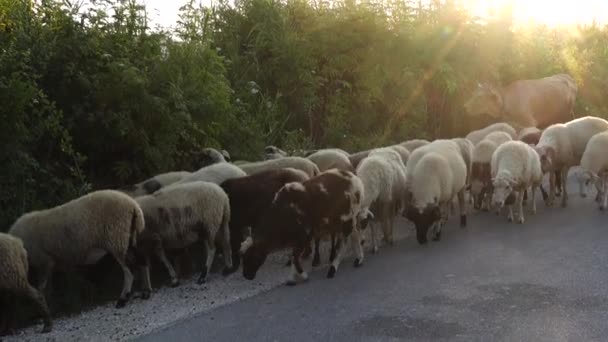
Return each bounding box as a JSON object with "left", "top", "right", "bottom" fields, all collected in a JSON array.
[
  {"left": 329, "top": 233, "right": 337, "bottom": 263},
  {"left": 458, "top": 190, "right": 467, "bottom": 228},
  {"left": 312, "top": 236, "right": 321, "bottom": 267},
  {"left": 327, "top": 236, "right": 344, "bottom": 278},
  {"left": 0, "top": 293, "right": 15, "bottom": 335},
  {"left": 113, "top": 254, "right": 134, "bottom": 309},
  {"left": 547, "top": 171, "right": 556, "bottom": 206},
  {"left": 133, "top": 248, "right": 152, "bottom": 298},
  {"left": 561, "top": 167, "right": 570, "bottom": 208},
  {"left": 287, "top": 246, "right": 308, "bottom": 286},
  {"left": 370, "top": 221, "right": 379, "bottom": 254},
  {"left": 225, "top": 226, "right": 244, "bottom": 275},
  {"left": 381, "top": 204, "right": 392, "bottom": 246},
  {"left": 531, "top": 185, "right": 537, "bottom": 215},
  {"left": 350, "top": 227, "right": 364, "bottom": 267},
  {"left": 197, "top": 236, "right": 216, "bottom": 285},
  {"left": 507, "top": 204, "right": 514, "bottom": 222},
  {"left": 36, "top": 261, "right": 54, "bottom": 295},
  {"left": 601, "top": 178, "right": 608, "bottom": 211},
  {"left": 220, "top": 222, "right": 233, "bottom": 276},
  {"left": 517, "top": 190, "right": 525, "bottom": 224},
  {"left": 22, "top": 284, "right": 52, "bottom": 333},
  {"left": 555, "top": 170, "right": 562, "bottom": 197},
  {"left": 153, "top": 241, "right": 179, "bottom": 287}
]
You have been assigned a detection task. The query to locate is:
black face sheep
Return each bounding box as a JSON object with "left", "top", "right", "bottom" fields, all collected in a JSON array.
[
  {"left": 0, "top": 233, "right": 52, "bottom": 334},
  {"left": 8, "top": 190, "right": 145, "bottom": 308},
  {"left": 193, "top": 148, "right": 227, "bottom": 168},
  {"left": 263, "top": 145, "right": 288, "bottom": 160},
  {"left": 219, "top": 168, "right": 310, "bottom": 274},
  {"left": 134, "top": 181, "right": 232, "bottom": 296},
  {"left": 405, "top": 140, "right": 467, "bottom": 244},
  {"left": 120, "top": 171, "right": 191, "bottom": 197},
  {"left": 239, "top": 170, "right": 366, "bottom": 285}
]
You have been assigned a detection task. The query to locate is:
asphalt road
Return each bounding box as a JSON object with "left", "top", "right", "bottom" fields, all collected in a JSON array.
[{"left": 138, "top": 182, "right": 608, "bottom": 341}]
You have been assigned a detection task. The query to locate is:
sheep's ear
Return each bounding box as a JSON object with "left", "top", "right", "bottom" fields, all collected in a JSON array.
[{"left": 239, "top": 236, "right": 253, "bottom": 255}]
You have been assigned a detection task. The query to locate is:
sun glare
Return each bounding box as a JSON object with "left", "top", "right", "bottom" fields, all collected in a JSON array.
[{"left": 466, "top": 0, "right": 608, "bottom": 27}]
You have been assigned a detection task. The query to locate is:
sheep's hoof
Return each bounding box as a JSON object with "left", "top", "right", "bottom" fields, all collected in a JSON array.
[
  {"left": 285, "top": 259, "right": 292, "bottom": 267},
  {"left": 286, "top": 279, "right": 297, "bottom": 286},
  {"left": 518, "top": 217, "right": 525, "bottom": 224},
  {"left": 170, "top": 279, "right": 180, "bottom": 288},
  {"left": 507, "top": 215, "right": 513, "bottom": 222},
  {"left": 460, "top": 215, "right": 467, "bottom": 228},
  {"left": 353, "top": 259, "right": 363, "bottom": 268},
  {"left": 141, "top": 290, "right": 151, "bottom": 300},
  {"left": 222, "top": 267, "right": 236, "bottom": 276},
  {"left": 41, "top": 324, "right": 53, "bottom": 334},
  {"left": 360, "top": 239, "right": 366, "bottom": 246},
  {"left": 116, "top": 298, "right": 128, "bottom": 309},
  {"left": 327, "top": 266, "right": 337, "bottom": 278},
  {"left": 432, "top": 231, "right": 441, "bottom": 241},
  {"left": 372, "top": 246, "right": 378, "bottom": 254}
]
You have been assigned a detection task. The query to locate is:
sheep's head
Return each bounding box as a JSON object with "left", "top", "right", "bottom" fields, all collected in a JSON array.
[
  {"left": 404, "top": 201, "right": 441, "bottom": 245},
  {"left": 358, "top": 208, "right": 374, "bottom": 231},
  {"left": 534, "top": 146, "right": 555, "bottom": 174},
  {"left": 464, "top": 83, "right": 504, "bottom": 119},
  {"left": 194, "top": 148, "right": 225, "bottom": 168},
  {"left": 575, "top": 169, "right": 602, "bottom": 199},
  {"left": 239, "top": 236, "right": 268, "bottom": 280},
  {"left": 492, "top": 175, "right": 516, "bottom": 208}
]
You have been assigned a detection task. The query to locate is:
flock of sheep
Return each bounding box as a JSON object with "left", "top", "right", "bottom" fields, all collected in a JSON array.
[{"left": 2, "top": 115, "right": 608, "bottom": 335}]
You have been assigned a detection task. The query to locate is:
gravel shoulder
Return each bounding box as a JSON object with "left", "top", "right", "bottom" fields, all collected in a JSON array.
[{"left": 4, "top": 221, "right": 414, "bottom": 341}]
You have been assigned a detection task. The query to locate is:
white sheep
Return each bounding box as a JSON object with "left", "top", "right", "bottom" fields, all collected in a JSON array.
[
  {"left": 121, "top": 171, "right": 191, "bottom": 197},
  {"left": 466, "top": 122, "right": 517, "bottom": 145},
  {"left": 173, "top": 162, "right": 246, "bottom": 187},
  {"left": 307, "top": 149, "right": 354, "bottom": 172},
  {"left": 491, "top": 141, "right": 543, "bottom": 223},
  {"left": 576, "top": 131, "right": 608, "bottom": 209},
  {"left": 263, "top": 145, "right": 288, "bottom": 160},
  {"left": 484, "top": 131, "right": 513, "bottom": 146},
  {"left": 135, "top": 181, "right": 232, "bottom": 295},
  {"left": 388, "top": 145, "right": 411, "bottom": 168},
  {"left": 470, "top": 139, "right": 498, "bottom": 210},
  {"left": 238, "top": 156, "right": 320, "bottom": 178},
  {"left": 357, "top": 148, "right": 407, "bottom": 252},
  {"left": 195, "top": 147, "right": 228, "bottom": 167},
  {"left": 400, "top": 139, "right": 430, "bottom": 152},
  {"left": 535, "top": 116, "right": 608, "bottom": 207},
  {"left": 0, "top": 233, "right": 52, "bottom": 333},
  {"left": 517, "top": 127, "right": 542, "bottom": 144},
  {"left": 405, "top": 140, "right": 467, "bottom": 244},
  {"left": 9, "top": 190, "right": 145, "bottom": 308}
]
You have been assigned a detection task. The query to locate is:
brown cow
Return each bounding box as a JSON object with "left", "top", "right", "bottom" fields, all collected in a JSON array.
[{"left": 464, "top": 74, "right": 577, "bottom": 129}]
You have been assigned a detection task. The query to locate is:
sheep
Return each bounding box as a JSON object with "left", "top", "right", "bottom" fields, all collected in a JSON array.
[
  {"left": 307, "top": 149, "right": 354, "bottom": 172},
  {"left": 218, "top": 168, "right": 310, "bottom": 273},
  {"left": 405, "top": 140, "right": 468, "bottom": 244},
  {"left": 9, "top": 190, "right": 145, "bottom": 308},
  {"left": 238, "top": 157, "right": 320, "bottom": 178},
  {"left": 535, "top": 116, "right": 608, "bottom": 207},
  {"left": 388, "top": 145, "right": 411, "bottom": 168},
  {"left": 491, "top": 141, "right": 543, "bottom": 223},
  {"left": 348, "top": 145, "right": 410, "bottom": 170},
  {"left": 239, "top": 169, "right": 366, "bottom": 284},
  {"left": 304, "top": 148, "right": 350, "bottom": 158},
  {"left": 120, "top": 171, "right": 191, "bottom": 197},
  {"left": 348, "top": 149, "right": 372, "bottom": 169},
  {"left": 134, "top": 181, "right": 232, "bottom": 295},
  {"left": 518, "top": 127, "right": 542, "bottom": 145},
  {"left": 0, "top": 233, "right": 52, "bottom": 334},
  {"left": 470, "top": 139, "right": 498, "bottom": 210},
  {"left": 576, "top": 131, "right": 608, "bottom": 209},
  {"left": 264, "top": 145, "right": 288, "bottom": 160},
  {"left": 465, "top": 122, "right": 517, "bottom": 145},
  {"left": 220, "top": 149, "right": 231, "bottom": 162},
  {"left": 172, "top": 162, "right": 246, "bottom": 187},
  {"left": 357, "top": 148, "right": 407, "bottom": 253},
  {"left": 193, "top": 147, "right": 228, "bottom": 168},
  {"left": 400, "top": 139, "right": 430, "bottom": 152},
  {"left": 484, "top": 131, "right": 513, "bottom": 146}
]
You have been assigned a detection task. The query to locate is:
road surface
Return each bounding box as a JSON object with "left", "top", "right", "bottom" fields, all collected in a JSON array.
[{"left": 138, "top": 185, "right": 608, "bottom": 341}]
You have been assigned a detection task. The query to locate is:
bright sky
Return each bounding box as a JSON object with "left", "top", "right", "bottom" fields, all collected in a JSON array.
[{"left": 141, "top": 0, "right": 608, "bottom": 29}]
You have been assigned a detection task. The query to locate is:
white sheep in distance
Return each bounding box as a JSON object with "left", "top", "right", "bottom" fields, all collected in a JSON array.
[
  {"left": 307, "top": 149, "right": 354, "bottom": 172},
  {"left": 466, "top": 122, "right": 517, "bottom": 145},
  {"left": 357, "top": 148, "right": 407, "bottom": 252},
  {"left": 518, "top": 127, "right": 542, "bottom": 145},
  {"left": 535, "top": 116, "right": 608, "bottom": 207},
  {"left": 238, "top": 156, "right": 320, "bottom": 178},
  {"left": 577, "top": 131, "right": 608, "bottom": 209},
  {"left": 9, "top": 190, "right": 145, "bottom": 308},
  {"left": 388, "top": 145, "right": 411, "bottom": 168},
  {"left": 120, "top": 171, "right": 191, "bottom": 197},
  {"left": 172, "top": 162, "right": 247, "bottom": 187},
  {"left": 0, "top": 233, "right": 52, "bottom": 334},
  {"left": 263, "top": 145, "right": 288, "bottom": 160},
  {"left": 400, "top": 139, "right": 430, "bottom": 152},
  {"left": 405, "top": 140, "right": 468, "bottom": 244},
  {"left": 491, "top": 141, "right": 543, "bottom": 223},
  {"left": 484, "top": 131, "right": 513, "bottom": 146},
  {"left": 134, "top": 181, "right": 232, "bottom": 295}
]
